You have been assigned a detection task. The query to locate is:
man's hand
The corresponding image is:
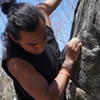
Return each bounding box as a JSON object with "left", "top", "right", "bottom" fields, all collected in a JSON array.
[{"left": 63, "top": 38, "right": 82, "bottom": 68}]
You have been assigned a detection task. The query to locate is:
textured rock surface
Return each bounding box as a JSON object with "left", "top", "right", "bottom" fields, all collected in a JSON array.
[
  {"left": 0, "top": 60, "right": 16, "bottom": 100},
  {"left": 66, "top": 0, "right": 100, "bottom": 100}
]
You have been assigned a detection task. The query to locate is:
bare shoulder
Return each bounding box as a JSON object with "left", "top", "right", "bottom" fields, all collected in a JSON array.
[
  {"left": 7, "top": 58, "right": 49, "bottom": 100},
  {"left": 7, "top": 58, "right": 35, "bottom": 76}
]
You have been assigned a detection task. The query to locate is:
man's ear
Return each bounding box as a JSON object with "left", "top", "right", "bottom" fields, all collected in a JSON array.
[{"left": 9, "top": 34, "right": 19, "bottom": 43}]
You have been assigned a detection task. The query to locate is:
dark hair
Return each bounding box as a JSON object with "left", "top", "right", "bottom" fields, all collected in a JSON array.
[{"left": 0, "top": 0, "right": 45, "bottom": 46}]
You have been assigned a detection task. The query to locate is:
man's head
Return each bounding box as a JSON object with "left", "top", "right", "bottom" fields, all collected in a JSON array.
[{"left": 1, "top": 0, "right": 48, "bottom": 54}]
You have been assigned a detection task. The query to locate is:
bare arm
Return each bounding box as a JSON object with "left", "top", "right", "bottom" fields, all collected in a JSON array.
[
  {"left": 7, "top": 38, "right": 82, "bottom": 100},
  {"left": 35, "top": 0, "right": 62, "bottom": 27},
  {"left": 7, "top": 58, "right": 70, "bottom": 100},
  {"left": 36, "top": 0, "right": 62, "bottom": 16}
]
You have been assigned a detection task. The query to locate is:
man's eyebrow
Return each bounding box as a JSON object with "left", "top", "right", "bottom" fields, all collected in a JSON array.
[
  {"left": 27, "top": 42, "right": 38, "bottom": 46},
  {"left": 27, "top": 33, "right": 47, "bottom": 46}
]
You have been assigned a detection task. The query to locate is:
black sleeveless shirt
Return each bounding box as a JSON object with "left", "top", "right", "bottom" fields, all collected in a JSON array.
[{"left": 2, "top": 26, "right": 64, "bottom": 100}]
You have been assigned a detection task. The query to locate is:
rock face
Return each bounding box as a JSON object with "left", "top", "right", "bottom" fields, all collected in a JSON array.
[
  {"left": 66, "top": 0, "right": 100, "bottom": 100},
  {"left": 0, "top": 60, "right": 16, "bottom": 100}
]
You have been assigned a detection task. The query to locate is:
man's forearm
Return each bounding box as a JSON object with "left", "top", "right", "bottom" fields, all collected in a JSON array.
[
  {"left": 44, "top": 0, "right": 62, "bottom": 5},
  {"left": 43, "top": 0, "right": 62, "bottom": 15}
]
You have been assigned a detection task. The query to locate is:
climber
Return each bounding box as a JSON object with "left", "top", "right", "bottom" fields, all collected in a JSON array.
[{"left": 1, "top": 0, "right": 82, "bottom": 100}]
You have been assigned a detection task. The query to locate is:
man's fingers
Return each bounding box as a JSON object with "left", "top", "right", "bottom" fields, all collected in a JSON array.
[
  {"left": 75, "top": 42, "right": 82, "bottom": 52},
  {"left": 67, "top": 38, "right": 81, "bottom": 50}
]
